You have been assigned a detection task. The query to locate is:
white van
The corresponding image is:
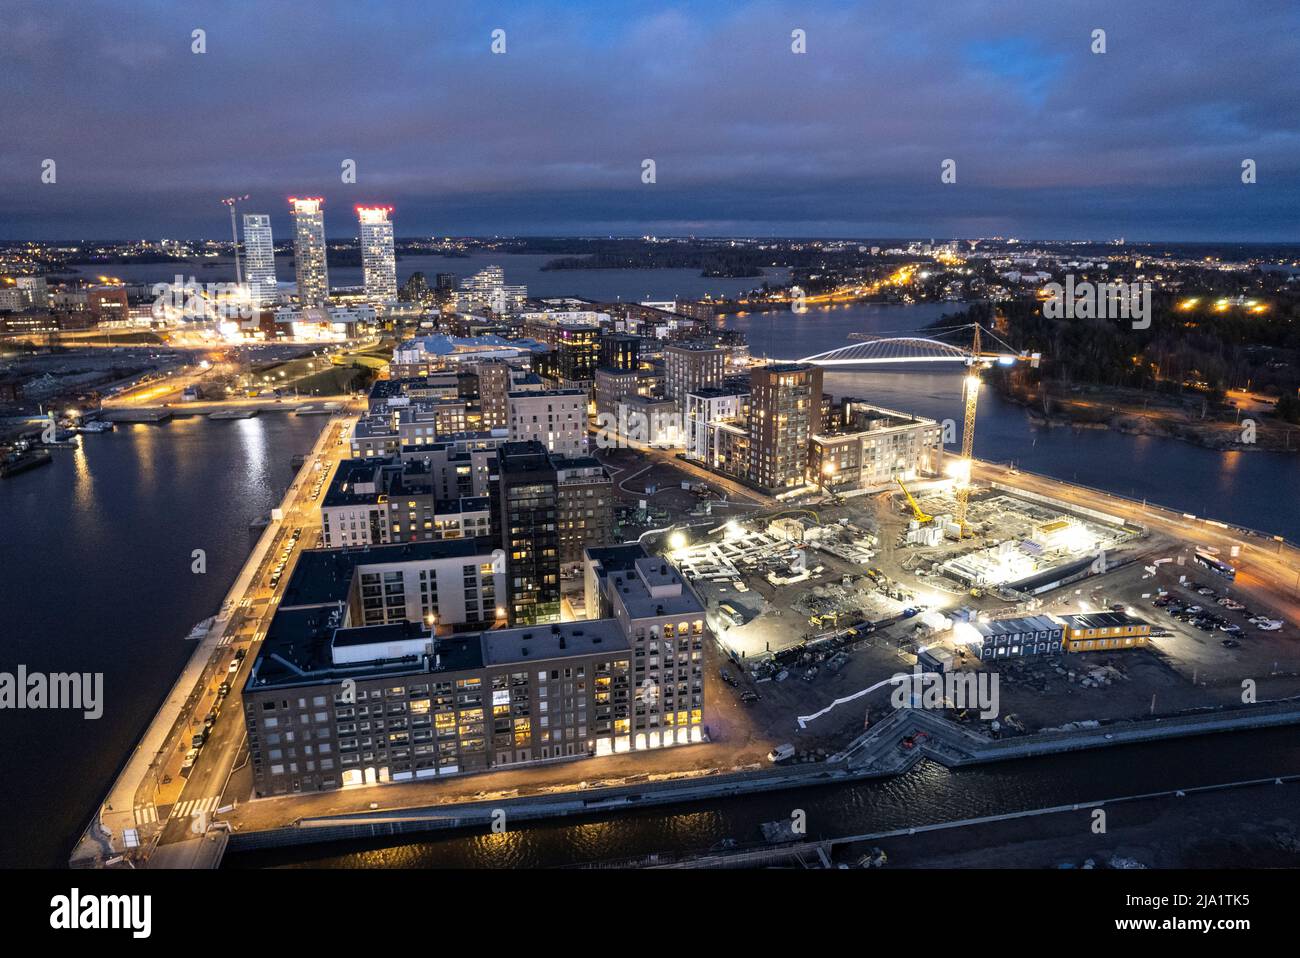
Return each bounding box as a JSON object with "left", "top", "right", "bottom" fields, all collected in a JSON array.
[{"left": 767, "top": 743, "right": 796, "bottom": 763}]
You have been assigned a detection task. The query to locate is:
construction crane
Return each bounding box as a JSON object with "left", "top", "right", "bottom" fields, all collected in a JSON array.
[
  {"left": 953, "top": 324, "right": 982, "bottom": 537},
  {"left": 953, "top": 324, "right": 1041, "bottom": 537},
  {"left": 220, "top": 195, "right": 250, "bottom": 286},
  {"left": 808, "top": 322, "right": 1040, "bottom": 539},
  {"left": 896, "top": 477, "right": 934, "bottom": 524}
]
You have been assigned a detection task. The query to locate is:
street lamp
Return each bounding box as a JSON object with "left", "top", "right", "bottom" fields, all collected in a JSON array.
[{"left": 821, "top": 460, "right": 836, "bottom": 497}]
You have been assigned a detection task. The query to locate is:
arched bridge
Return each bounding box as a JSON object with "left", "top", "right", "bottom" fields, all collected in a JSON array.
[{"left": 798, "top": 336, "right": 975, "bottom": 366}]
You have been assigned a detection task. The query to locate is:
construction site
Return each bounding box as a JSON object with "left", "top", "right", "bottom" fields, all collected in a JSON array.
[{"left": 610, "top": 322, "right": 1300, "bottom": 759}]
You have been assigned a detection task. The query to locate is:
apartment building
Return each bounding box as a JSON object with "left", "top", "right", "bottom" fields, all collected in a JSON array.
[
  {"left": 529, "top": 323, "right": 601, "bottom": 387},
  {"left": 242, "top": 546, "right": 707, "bottom": 795},
  {"left": 809, "top": 402, "right": 944, "bottom": 492},
  {"left": 594, "top": 366, "right": 640, "bottom": 421},
  {"left": 747, "top": 362, "right": 823, "bottom": 492},
  {"left": 244, "top": 613, "right": 635, "bottom": 795},
  {"left": 278, "top": 538, "right": 505, "bottom": 631},
  {"left": 598, "top": 333, "right": 640, "bottom": 372},
  {"left": 600, "top": 553, "right": 707, "bottom": 749},
  {"left": 663, "top": 341, "right": 726, "bottom": 401},
  {"left": 473, "top": 360, "right": 538, "bottom": 430},
  {"left": 321, "top": 457, "right": 496, "bottom": 548},
  {"left": 497, "top": 441, "right": 561, "bottom": 625},
  {"left": 683, "top": 386, "right": 749, "bottom": 466},
  {"left": 553, "top": 456, "right": 615, "bottom": 569},
  {"left": 507, "top": 388, "right": 587, "bottom": 457}
]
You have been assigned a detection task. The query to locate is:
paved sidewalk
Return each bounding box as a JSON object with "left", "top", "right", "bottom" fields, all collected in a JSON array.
[{"left": 69, "top": 416, "right": 344, "bottom": 867}]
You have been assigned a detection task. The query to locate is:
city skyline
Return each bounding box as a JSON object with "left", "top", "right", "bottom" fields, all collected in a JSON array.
[
  {"left": 3, "top": 0, "right": 1299, "bottom": 241},
  {"left": 4, "top": 0, "right": 1300, "bottom": 913}
]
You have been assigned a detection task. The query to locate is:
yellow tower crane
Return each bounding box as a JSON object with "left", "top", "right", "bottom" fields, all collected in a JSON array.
[
  {"left": 825, "top": 321, "right": 1039, "bottom": 540},
  {"left": 952, "top": 324, "right": 1041, "bottom": 538}
]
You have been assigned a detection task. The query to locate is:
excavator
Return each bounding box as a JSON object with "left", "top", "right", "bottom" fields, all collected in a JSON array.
[{"left": 896, "top": 477, "right": 934, "bottom": 524}]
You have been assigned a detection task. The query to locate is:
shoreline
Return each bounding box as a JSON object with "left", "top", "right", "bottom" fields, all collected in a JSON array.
[
  {"left": 1005, "top": 389, "right": 1299, "bottom": 455},
  {"left": 217, "top": 697, "right": 1300, "bottom": 860}
]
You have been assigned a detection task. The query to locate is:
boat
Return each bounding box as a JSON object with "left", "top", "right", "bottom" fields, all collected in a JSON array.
[
  {"left": 185, "top": 616, "right": 216, "bottom": 641},
  {"left": 77, "top": 420, "right": 115, "bottom": 433},
  {"left": 1, "top": 444, "right": 53, "bottom": 478}
]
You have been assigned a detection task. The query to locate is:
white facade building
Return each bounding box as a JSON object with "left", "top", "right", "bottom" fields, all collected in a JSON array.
[
  {"left": 290, "top": 197, "right": 329, "bottom": 306},
  {"left": 507, "top": 388, "right": 588, "bottom": 457},
  {"left": 242, "top": 213, "right": 278, "bottom": 306},
  {"left": 357, "top": 206, "right": 397, "bottom": 303}
]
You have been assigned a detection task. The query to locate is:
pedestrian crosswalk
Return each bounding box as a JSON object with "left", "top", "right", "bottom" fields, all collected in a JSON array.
[
  {"left": 133, "top": 804, "right": 158, "bottom": 826},
  {"left": 170, "top": 795, "right": 221, "bottom": 820}
]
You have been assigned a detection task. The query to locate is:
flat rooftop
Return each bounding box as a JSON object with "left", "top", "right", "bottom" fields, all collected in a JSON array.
[
  {"left": 1058, "top": 611, "right": 1150, "bottom": 630},
  {"left": 481, "top": 619, "right": 629, "bottom": 666},
  {"left": 321, "top": 459, "right": 383, "bottom": 507},
  {"left": 607, "top": 556, "right": 704, "bottom": 619},
  {"left": 281, "top": 537, "right": 497, "bottom": 609},
  {"left": 247, "top": 609, "right": 628, "bottom": 693}
]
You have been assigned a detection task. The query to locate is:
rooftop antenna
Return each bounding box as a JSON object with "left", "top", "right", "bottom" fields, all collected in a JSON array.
[{"left": 221, "top": 195, "right": 251, "bottom": 286}]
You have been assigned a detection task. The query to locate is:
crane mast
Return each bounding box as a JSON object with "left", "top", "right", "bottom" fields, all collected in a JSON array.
[{"left": 954, "top": 324, "right": 981, "bottom": 537}]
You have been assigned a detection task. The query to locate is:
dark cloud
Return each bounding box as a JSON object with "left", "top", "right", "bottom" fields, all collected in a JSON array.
[{"left": 3, "top": 0, "right": 1298, "bottom": 239}]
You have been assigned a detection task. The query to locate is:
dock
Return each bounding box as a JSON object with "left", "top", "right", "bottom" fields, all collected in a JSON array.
[{"left": 102, "top": 408, "right": 173, "bottom": 423}]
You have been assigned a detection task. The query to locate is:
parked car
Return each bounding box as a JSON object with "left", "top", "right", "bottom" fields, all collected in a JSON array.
[
  {"left": 182, "top": 748, "right": 199, "bottom": 770},
  {"left": 740, "top": 691, "right": 760, "bottom": 704}
]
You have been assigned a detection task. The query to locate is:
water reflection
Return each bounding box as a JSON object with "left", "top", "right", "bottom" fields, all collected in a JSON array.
[{"left": 235, "top": 418, "right": 269, "bottom": 488}]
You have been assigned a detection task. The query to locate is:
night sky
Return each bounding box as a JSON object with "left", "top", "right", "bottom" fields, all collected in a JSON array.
[{"left": 3, "top": 0, "right": 1298, "bottom": 241}]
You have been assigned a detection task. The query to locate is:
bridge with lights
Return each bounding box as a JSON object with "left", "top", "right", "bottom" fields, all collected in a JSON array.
[{"left": 795, "top": 324, "right": 1041, "bottom": 536}]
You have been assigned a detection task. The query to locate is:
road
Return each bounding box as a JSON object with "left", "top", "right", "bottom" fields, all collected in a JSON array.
[{"left": 132, "top": 407, "right": 362, "bottom": 855}]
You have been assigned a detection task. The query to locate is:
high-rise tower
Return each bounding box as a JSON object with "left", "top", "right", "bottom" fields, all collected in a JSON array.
[
  {"left": 289, "top": 197, "right": 329, "bottom": 306},
  {"left": 241, "top": 213, "right": 277, "bottom": 306},
  {"left": 357, "top": 206, "right": 397, "bottom": 302}
]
